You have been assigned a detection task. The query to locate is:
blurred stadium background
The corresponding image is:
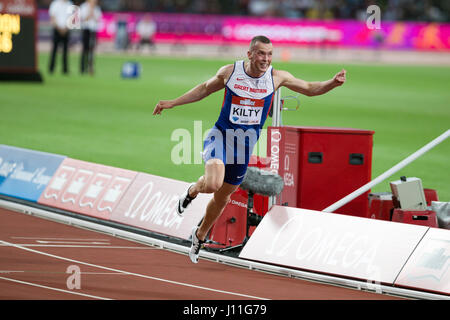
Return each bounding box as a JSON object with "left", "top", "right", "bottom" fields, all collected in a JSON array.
[
  {"left": 37, "top": 0, "right": 450, "bottom": 21},
  {"left": 1, "top": 0, "right": 449, "bottom": 201}
]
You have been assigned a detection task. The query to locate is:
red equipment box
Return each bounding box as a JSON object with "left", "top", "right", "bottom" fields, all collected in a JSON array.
[
  {"left": 206, "top": 188, "right": 248, "bottom": 249},
  {"left": 368, "top": 192, "right": 393, "bottom": 221},
  {"left": 424, "top": 188, "right": 439, "bottom": 206},
  {"left": 391, "top": 209, "right": 439, "bottom": 228},
  {"left": 368, "top": 189, "right": 439, "bottom": 221},
  {"left": 267, "top": 126, "right": 374, "bottom": 217}
]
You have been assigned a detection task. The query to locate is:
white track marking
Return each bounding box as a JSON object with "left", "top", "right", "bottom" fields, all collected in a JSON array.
[
  {"left": 35, "top": 240, "right": 110, "bottom": 245},
  {"left": 0, "top": 240, "right": 270, "bottom": 300},
  {"left": 0, "top": 244, "right": 158, "bottom": 249},
  {"left": 0, "top": 270, "right": 126, "bottom": 275},
  {"left": 0, "top": 276, "right": 112, "bottom": 300},
  {"left": 11, "top": 237, "right": 111, "bottom": 241},
  {"left": 80, "top": 272, "right": 127, "bottom": 275}
]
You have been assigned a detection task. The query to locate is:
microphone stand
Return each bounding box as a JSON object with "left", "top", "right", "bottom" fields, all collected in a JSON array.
[{"left": 219, "top": 190, "right": 263, "bottom": 253}]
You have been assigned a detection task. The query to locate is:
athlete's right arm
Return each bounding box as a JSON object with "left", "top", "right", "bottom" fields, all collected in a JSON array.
[{"left": 152, "top": 64, "right": 233, "bottom": 115}]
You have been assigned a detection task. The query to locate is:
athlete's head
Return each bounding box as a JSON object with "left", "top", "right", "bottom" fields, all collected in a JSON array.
[{"left": 247, "top": 35, "right": 273, "bottom": 75}]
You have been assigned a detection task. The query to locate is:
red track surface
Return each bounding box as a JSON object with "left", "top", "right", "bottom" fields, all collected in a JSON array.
[{"left": 0, "top": 207, "right": 403, "bottom": 300}]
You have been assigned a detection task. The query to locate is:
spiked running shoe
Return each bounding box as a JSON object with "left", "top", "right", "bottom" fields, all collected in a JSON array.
[
  {"left": 177, "top": 183, "right": 196, "bottom": 216},
  {"left": 189, "top": 226, "right": 204, "bottom": 264}
]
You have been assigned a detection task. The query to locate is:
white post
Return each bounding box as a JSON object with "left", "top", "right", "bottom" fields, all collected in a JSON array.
[
  {"left": 271, "top": 88, "right": 282, "bottom": 127},
  {"left": 323, "top": 129, "right": 450, "bottom": 213}
]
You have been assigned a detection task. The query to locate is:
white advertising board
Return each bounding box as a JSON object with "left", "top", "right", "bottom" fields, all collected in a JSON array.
[
  {"left": 240, "top": 206, "right": 428, "bottom": 284},
  {"left": 395, "top": 227, "right": 449, "bottom": 295},
  {"left": 112, "top": 173, "right": 211, "bottom": 240}
]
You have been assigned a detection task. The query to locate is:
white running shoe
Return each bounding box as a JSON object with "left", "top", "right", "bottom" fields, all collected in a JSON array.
[
  {"left": 189, "top": 226, "right": 204, "bottom": 264},
  {"left": 176, "top": 183, "right": 196, "bottom": 216}
]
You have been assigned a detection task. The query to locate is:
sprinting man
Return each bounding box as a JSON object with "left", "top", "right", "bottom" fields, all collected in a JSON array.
[{"left": 153, "top": 35, "right": 346, "bottom": 263}]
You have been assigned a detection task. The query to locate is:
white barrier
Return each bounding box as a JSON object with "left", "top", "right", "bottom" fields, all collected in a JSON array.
[
  {"left": 395, "top": 227, "right": 450, "bottom": 294},
  {"left": 111, "top": 172, "right": 211, "bottom": 240},
  {"left": 239, "top": 205, "right": 450, "bottom": 295}
]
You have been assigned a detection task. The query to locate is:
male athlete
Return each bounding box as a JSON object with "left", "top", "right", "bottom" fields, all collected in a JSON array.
[{"left": 153, "top": 35, "right": 346, "bottom": 263}]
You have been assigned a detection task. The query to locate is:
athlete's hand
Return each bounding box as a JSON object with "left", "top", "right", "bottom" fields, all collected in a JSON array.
[
  {"left": 333, "top": 69, "right": 346, "bottom": 86},
  {"left": 153, "top": 100, "right": 175, "bottom": 115}
]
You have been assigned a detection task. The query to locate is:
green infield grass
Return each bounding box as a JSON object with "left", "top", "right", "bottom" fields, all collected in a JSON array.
[{"left": 1, "top": 52, "right": 449, "bottom": 201}]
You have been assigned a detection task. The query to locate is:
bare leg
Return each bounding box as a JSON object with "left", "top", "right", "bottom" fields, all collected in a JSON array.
[
  {"left": 187, "top": 158, "right": 239, "bottom": 241},
  {"left": 189, "top": 158, "right": 225, "bottom": 197},
  {"left": 196, "top": 182, "right": 239, "bottom": 241}
]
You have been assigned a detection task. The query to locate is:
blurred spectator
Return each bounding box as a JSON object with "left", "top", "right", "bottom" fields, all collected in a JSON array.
[
  {"left": 248, "top": 0, "right": 274, "bottom": 16},
  {"left": 80, "top": 0, "right": 102, "bottom": 75},
  {"left": 136, "top": 14, "right": 157, "bottom": 52},
  {"left": 115, "top": 20, "right": 130, "bottom": 50},
  {"left": 48, "top": 0, "right": 73, "bottom": 75},
  {"left": 305, "top": 0, "right": 335, "bottom": 20},
  {"left": 424, "top": 1, "right": 446, "bottom": 22},
  {"left": 99, "top": 0, "right": 121, "bottom": 11}
]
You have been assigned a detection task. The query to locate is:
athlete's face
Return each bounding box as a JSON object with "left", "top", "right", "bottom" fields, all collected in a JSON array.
[{"left": 248, "top": 41, "right": 273, "bottom": 75}]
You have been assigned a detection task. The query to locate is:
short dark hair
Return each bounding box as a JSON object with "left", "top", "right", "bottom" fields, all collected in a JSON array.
[{"left": 249, "top": 35, "right": 271, "bottom": 50}]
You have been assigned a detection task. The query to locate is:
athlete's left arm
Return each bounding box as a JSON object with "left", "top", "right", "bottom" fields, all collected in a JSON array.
[{"left": 275, "top": 69, "right": 346, "bottom": 96}]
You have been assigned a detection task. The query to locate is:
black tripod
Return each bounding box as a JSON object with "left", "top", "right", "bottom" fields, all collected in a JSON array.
[{"left": 219, "top": 191, "right": 263, "bottom": 253}]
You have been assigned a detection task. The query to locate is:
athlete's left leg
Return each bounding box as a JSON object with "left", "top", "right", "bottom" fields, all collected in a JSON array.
[{"left": 196, "top": 181, "right": 240, "bottom": 241}]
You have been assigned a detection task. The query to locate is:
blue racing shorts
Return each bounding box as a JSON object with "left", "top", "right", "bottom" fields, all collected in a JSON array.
[{"left": 202, "top": 126, "right": 257, "bottom": 185}]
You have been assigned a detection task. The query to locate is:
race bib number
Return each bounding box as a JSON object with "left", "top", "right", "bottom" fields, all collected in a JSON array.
[{"left": 229, "top": 96, "right": 264, "bottom": 125}]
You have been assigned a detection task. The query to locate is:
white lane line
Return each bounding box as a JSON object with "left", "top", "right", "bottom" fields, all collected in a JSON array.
[
  {"left": 0, "top": 270, "right": 126, "bottom": 275},
  {"left": 11, "top": 237, "right": 111, "bottom": 241},
  {"left": 35, "top": 240, "right": 110, "bottom": 245},
  {"left": 81, "top": 272, "right": 127, "bottom": 275},
  {"left": 0, "top": 276, "right": 112, "bottom": 300},
  {"left": 0, "top": 244, "right": 158, "bottom": 249},
  {"left": 0, "top": 239, "right": 269, "bottom": 300}
]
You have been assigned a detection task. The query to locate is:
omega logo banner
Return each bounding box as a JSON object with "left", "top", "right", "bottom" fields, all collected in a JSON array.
[
  {"left": 38, "top": 158, "right": 137, "bottom": 220},
  {"left": 111, "top": 172, "right": 211, "bottom": 240},
  {"left": 240, "top": 206, "right": 429, "bottom": 284},
  {"left": 0, "top": 145, "right": 65, "bottom": 202}
]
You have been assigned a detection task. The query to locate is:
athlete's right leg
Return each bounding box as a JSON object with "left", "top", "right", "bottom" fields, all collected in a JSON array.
[
  {"left": 189, "top": 181, "right": 239, "bottom": 263},
  {"left": 176, "top": 158, "right": 224, "bottom": 215},
  {"left": 189, "top": 158, "right": 225, "bottom": 197}
]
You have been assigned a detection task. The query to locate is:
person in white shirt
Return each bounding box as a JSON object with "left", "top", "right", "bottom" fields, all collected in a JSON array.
[
  {"left": 80, "top": 0, "right": 102, "bottom": 74},
  {"left": 136, "top": 14, "right": 156, "bottom": 52},
  {"left": 48, "top": 0, "right": 73, "bottom": 74}
]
